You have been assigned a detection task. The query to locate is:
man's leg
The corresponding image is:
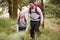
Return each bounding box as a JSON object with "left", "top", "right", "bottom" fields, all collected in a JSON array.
[
  {"left": 30, "top": 21, "right": 35, "bottom": 39},
  {"left": 34, "top": 21, "right": 41, "bottom": 34}
]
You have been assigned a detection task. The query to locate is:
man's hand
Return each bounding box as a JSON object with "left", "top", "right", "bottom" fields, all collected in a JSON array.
[{"left": 40, "top": 22, "right": 44, "bottom": 28}]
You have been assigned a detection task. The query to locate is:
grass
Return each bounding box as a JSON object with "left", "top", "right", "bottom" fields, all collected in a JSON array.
[
  {"left": 0, "top": 27, "right": 60, "bottom": 40},
  {"left": 45, "top": 15, "right": 60, "bottom": 25},
  {"left": 40, "top": 27, "right": 60, "bottom": 40},
  {"left": 0, "top": 16, "right": 60, "bottom": 40},
  {"left": 49, "top": 18, "right": 60, "bottom": 25},
  {"left": 0, "top": 18, "right": 16, "bottom": 34},
  {"left": 8, "top": 31, "right": 25, "bottom": 40},
  {"left": 25, "top": 26, "right": 60, "bottom": 40},
  {"left": 0, "top": 18, "right": 26, "bottom": 40},
  {"left": 0, "top": 11, "right": 3, "bottom": 15}
]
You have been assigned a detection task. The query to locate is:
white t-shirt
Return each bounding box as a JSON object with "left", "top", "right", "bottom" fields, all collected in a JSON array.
[
  {"left": 29, "top": 7, "right": 43, "bottom": 24},
  {"left": 19, "top": 17, "right": 26, "bottom": 27}
]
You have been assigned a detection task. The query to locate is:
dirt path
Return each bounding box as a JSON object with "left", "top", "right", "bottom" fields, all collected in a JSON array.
[{"left": 45, "top": 18, "right": 60, "bottom": 31}]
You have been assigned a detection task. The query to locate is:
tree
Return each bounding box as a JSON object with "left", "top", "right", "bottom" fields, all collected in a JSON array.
[
  {"left": 18, "top": 0, "right": 28, "bottom": 10},
  {"left": 41, "top": 0, "right": 44, "bottom": 27},
  {"left": 13, "top": 0, "right": 18, "bottom": 18},
  {"left": 7, "top": 0, "right": 13, "bottom": 18}
]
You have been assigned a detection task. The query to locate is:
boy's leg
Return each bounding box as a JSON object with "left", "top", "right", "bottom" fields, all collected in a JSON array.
[
  {"left": 30, "top": 21, "right": 35, "bottom": 39},
  {"left": 19, "top": 27, "right": 23, "bottom": 31},
  {"left": 22, "top": 27, "right": 26, "bottom": 30}
]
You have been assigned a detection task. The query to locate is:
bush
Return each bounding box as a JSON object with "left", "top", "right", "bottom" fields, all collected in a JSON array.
[
  {"left": 0, "top": 11, "right": 3, "bottom": 15},
  {"left": 0, "top": 18, "right": 16, "bottom": 34},
  {"left": 44, "top": 3, "right": 60, "bottom": 18},
  {"left": 49, "top": 0, "right": 60, "bottom": 7}
]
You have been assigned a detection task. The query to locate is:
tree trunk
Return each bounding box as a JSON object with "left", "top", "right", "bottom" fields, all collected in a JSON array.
[
  {"left": 8, "top": 0, "right": 13, "bottom": 18},
  {"left": 13, "top": 0, "right": 18, "bottom": 18},
  {"left": 41, "top": 0, "right": 44, "bottom": 27}
]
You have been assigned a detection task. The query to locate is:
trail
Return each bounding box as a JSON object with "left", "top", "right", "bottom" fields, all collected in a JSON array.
[{"left": 45, "top": 18, "right": 60, "bottom": 31}]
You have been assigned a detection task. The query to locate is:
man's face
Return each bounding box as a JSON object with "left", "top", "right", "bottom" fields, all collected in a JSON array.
[{"left": 29, "top": 3, "right": 34, "bottom": 8}]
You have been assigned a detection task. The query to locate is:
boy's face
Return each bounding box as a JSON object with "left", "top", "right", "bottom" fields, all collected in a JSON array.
[{"left": 20, "top": 12, "right": 25, "bottom": 18}]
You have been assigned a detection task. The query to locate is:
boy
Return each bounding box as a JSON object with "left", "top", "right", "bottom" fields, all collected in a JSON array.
[{"left": 17, "top": 11, "right": 27, "bottom": 32}]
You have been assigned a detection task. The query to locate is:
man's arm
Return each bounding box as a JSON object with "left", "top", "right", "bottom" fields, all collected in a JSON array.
[
  {"left": 37, "top": 7, "right": 43, "bottom": 25},
  {"left": 22, "top": 6, "right": 29, "bottom": 32}
]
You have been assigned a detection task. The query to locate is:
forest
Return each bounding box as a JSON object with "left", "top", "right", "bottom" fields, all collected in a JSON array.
[{"left": 0, "top": 0, "right": 60, "bottom": 40}]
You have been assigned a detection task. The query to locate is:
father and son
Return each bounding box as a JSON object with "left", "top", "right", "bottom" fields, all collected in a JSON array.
[{"left": 17, "top": 0, "right": 44, "bottom": 40}]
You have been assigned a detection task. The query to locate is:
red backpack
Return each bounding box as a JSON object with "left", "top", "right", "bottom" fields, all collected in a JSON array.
[
  {"left": 35, "top": 2, "right": 43, "bottom": 10},
  {"left": 29, "top": 2, "right": 43, "bottom": 14}
]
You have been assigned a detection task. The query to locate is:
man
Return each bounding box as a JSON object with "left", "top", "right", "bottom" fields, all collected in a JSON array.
[{"left": 28, "top": 0, "right": 43, "bottom": 40}]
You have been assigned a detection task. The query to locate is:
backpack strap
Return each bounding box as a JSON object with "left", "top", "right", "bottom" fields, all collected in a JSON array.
[
  {"left": 29, "top": 6, "right": 40, "bottom": 15},
  {"left": 18, "top": 16, "right": 26, "bottom": 22},
  {"left": 24, "top": 16, "right": 26, "bottom": 22},
  {"left": 29, "top": 6, "right": 41, "bottom": 19},
  {"left": 18, "top": 16, "right": 20, "bottom": 24},
  {"left": 18, "top": 16, "right": 20, "bottom": 21},
  {"left": 29, "top": 7, "right": 31, "bottom": 14},
  {"left": 35, "top": 6, "right": 41, "bottom": 19},
  {"left": 35, "top": 6, "right": 40, "bottom": 15}
]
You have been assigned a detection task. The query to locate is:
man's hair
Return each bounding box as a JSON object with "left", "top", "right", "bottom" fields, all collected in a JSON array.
[{"left": 29, "top": 0, "right": 36, "bottom": 3}]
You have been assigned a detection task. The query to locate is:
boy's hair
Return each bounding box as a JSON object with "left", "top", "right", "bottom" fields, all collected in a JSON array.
[
  {"left": 19, "top": 11, "right": 25, "bottom": 17},
  {"left": 29, "top": 0, "right": 36, "bottom": 3}
]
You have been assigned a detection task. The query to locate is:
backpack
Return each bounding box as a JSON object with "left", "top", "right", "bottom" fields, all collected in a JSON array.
[
  {"left": 29, "top": 2, "right": 43, "bottom": 15},
  {"left": 35, "top": 2, "right": 43, "bottom": 10}
]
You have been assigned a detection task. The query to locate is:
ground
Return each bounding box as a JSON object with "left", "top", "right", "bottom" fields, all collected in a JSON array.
[{"left": 0, "top": 17, "right": 60, "bottom": 40}]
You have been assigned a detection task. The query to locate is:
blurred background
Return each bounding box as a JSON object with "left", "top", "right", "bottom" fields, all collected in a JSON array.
[{"left": 0, "top": 0, "right": 60, "bottom": 40}]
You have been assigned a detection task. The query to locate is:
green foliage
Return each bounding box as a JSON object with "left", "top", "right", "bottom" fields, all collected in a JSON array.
[
  {"left": 0, "top": 18, "right": 25, "bottom": 40},
  {"left": 49, "top": 0, "right": 60, "bottom": 7},
  {"left": 0, "top": 18, "right": 16, "bottom": 34},
  {"left": 0, "top": 18, "right": 60, "bottom": 40},
  {"left": 8, "top": 31, "right": 25, "bottom": 40},
  {"left": 0, "top": 11, "right": 3, "bottom": 15},
  {"left": 44, "top": 3, "right": 60, "bottom": 18},
  {"left": 18, "top": 0, "right": 28, "bottom": 10},
  {"left": 0, "top": 33, "right": 7, "bottom": 40},
  {"left": 40, "top": 27, "right": 60, "bottom": 40}
]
